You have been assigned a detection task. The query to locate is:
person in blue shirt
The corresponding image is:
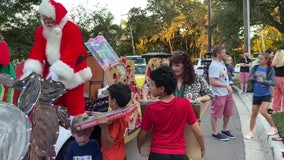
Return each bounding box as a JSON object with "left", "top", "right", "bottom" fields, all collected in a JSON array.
[
  {"left": 64, "top": 114, "right": 102, "bottom": 160},
  {"left": 224, "top": 55, "right": 235, "bottom": 85},
  {"left": 245, "top": 52, "right": 276, "bottom": 140}
]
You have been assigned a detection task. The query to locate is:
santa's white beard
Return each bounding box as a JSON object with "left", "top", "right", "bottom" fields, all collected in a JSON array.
[{"left": 42, "top": 23, "right": 62, "bottom": 65}]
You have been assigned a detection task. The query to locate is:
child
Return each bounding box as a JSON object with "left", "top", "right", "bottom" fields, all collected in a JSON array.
[
  {"left": 64, "top": 114, "right": 102, "bottom": 160},
  {"left": 100, "top": 83, "right": 131, "bottom": 160},
  {"left": 245, "top": 52, "right": 276, "bottom": 140},
  {"left": 137, "top": 65, "right": 206, "bottom": 159},
  {"left": 224, "top": 55, "right": 234, "bottom": 85}
]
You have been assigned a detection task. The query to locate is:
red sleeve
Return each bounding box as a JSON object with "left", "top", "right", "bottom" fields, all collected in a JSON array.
[
  {"left": 0, "top": 41, "right": 10, "bottom": 66},
  {"left": 109, "top": 117, "right": 128, "bottom": 139},
  {"left": 185, "top": 99, "right": 197, "bottom": 125},
  {"left": 59, "top": 22, "right": 88, "bottom": 71},
  {"left": 28, "top": 26, "right": 46, "bottom": 63},
  {"left": 140, "top": 105, "right": 152, "bottom": 131}
]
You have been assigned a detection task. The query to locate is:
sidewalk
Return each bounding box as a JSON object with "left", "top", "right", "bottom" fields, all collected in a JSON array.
[{"left": 233, "top": 86, "right": 284, "bottom": 160}]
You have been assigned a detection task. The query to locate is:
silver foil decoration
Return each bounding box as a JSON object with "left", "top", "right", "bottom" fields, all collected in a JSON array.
[
  {"left": 0, "top": 73, "right": 69, "bottom": 160},
  {"left": 17, "top": 73, "right": 41, "bottom": 115},
  {"left": 0, "top": 102, "right": 32, "bottom": 160}
]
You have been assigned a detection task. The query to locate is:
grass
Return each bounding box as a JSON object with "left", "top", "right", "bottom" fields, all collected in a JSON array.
[{"left": 272, "top": 112, "right": 284, "bottom": 142}]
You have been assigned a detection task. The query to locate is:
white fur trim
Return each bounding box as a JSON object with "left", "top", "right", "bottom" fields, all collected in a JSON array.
[
  {"left": 50, "top": 60, "right": 74, "bottom": 80},
  {"left": 43, "top": 15, "right": 68, "bottom": 65},
  {"left": 62, "top": 67, "right": 92, "bottom": 89},
  {"left": 23, "top": 59, "right": 43, "bottom": 75},
  {"left": 38, "top": 0, "right": 55, "bottom": 20},
  {"left": 79, "top": 67, "right": 92, "bottom": 81}
]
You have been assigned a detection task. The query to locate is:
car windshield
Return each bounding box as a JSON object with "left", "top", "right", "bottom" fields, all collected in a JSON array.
[
  {"left": 135, "top": 65, "right": 146, "bottom": 74},
  {"left": 126, "top": 56, "right": 146, "bottom": 65}
]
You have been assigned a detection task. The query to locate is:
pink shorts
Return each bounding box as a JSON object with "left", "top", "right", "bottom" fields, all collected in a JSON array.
[
  {"left": 239, "top": 72, "right": 249, "bottom": 83},
  {"left": 211, "top": 94, "right": 234, "bottom": 118}
]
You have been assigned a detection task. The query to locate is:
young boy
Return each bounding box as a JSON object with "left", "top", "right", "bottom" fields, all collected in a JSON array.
[
  {"left": 64, "top": 114, "right": 102, "bottom": 160},
  {"left": 100, "top": 83, "right": 131, "bottom": 160},
  {"left": 224, "top": 55, "right": 235, "bottom": 85},
  {"left": 137, "top": 65, "right": 206, "bottom": 159}
]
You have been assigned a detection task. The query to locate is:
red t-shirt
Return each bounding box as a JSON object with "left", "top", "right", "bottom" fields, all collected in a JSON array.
[
  {"left": 101, "top": 116, "right": 128, "bottom": 160},
  {"left": 141, "top": 97, "right": 197, "bottom": 154}
]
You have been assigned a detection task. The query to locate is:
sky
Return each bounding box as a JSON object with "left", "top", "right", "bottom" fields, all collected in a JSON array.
[{"left": 55, "top": 0, "right": 148, "bottom": 24}]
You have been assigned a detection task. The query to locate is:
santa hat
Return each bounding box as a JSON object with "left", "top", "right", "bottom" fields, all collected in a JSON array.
[
  {"left": 38, "top": 0, "right": 67, "bottom": 25},
  {"left": 243, "top": 50, "right": 249, "bottom": 55}
]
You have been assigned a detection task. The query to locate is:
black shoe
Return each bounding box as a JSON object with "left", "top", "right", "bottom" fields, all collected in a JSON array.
[
  {"left": 221, "top": 130, "right": 235, "bottom": 139},
  {"left": 212, "top": 133, "right": 229, "bottom": 141}
]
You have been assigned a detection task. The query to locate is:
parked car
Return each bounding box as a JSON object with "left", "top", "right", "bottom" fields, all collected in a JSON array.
[
  {"left": 234, "top": 64, "right": 240, "bottom": 73},
  {"left": 135, "top": 64, "right": 147, "bottom": 87},
  {"left": 234, "top": 58, "right": 258, "bottom": 73},
  {"left": 193, "top": 58, "right": 212, "bottom": 76},
  {"left": 126, "top": 55, "right": 146, "bottom": 65}
]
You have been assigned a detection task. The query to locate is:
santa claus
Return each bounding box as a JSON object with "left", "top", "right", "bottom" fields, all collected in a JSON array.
[{"left": 23, "top": 0, "right": 92, "bottom": 116}]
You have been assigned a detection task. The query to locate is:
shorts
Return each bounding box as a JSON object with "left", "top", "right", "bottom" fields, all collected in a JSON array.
[
  {"left": 239, "top": 72, "right": 250, "bottom": 83},
  {"left": 149, "top": 152, "right": 188, "bottom": 160},
  {"left": 252, "top": 95, "right": 272, "bottom": 105},
  {"left": 211, "top": 94, "right": 234, "bottom": 118}
]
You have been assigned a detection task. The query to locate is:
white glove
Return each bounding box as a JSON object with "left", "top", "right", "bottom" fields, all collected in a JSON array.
[{"left": 47, "top": 71, "right": 59, "bottom": 81}]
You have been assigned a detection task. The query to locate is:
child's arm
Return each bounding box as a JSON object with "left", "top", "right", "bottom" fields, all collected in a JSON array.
[
  {"left": 137, "top": 129, "right": 149, "bottom": 154},
  {"left": 190, "top": 122, "right": 206, "bottom": 158},
  {"left": 100, "top": 122, "right": 114, "bottom": 147}
]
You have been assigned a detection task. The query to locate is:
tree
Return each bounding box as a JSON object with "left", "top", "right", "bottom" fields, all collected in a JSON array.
[
  {"left": 126, "top": 0, "right": 208, "bottom": 57},
  {"left": 0, "top": 0, "right": 40, "bottom": 61}
]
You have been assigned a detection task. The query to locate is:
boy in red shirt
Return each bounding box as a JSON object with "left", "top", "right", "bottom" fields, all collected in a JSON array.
[
  {"left": 137, "top": 65, "right": 206, "bottom": 159},
  {"left": 100, "top": 83, "right": 131, "bottom": 160}
]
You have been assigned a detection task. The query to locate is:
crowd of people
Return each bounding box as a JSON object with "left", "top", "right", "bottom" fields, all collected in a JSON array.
[{"left": 2, "top": 0, "right": 284, "bottom": 159}]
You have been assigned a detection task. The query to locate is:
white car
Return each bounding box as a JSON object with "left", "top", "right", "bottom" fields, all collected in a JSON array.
[
  {"left": 235, "top": 58, "right": 258, "bottom": 73},
  {"left": 193, "top": 58, "right": 212, "bottom": 76},
  {"left": 234, "top": 64, "right": 240, "bottom": 73}
]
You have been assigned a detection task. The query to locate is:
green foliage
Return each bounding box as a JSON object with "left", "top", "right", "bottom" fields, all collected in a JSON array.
[
  {"left": 272, "top": 112, "right": 284, "bottom": 138},
  {"left": 0, "top": 1, "right": 40, "bottom": 61},
  {"left": 127, "top": 0, "right": 208, "bottom": 57}
]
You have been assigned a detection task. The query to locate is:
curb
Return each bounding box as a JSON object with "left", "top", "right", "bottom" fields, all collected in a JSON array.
[{"left": 232, "top": 86, "right": 284, "bottom": 160}]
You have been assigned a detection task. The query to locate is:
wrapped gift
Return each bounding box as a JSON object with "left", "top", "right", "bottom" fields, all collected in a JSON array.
[{"left": 85, "top": 35, "right": 120, "bottom": 71}]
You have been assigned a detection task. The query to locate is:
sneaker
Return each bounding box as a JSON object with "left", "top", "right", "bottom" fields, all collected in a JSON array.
[
  {"left": 221, "top": 130, "right": 235, "bottom": 139},
  {"left": 267, "top": 128, "right": 278, "bottom": 136},
  {"left": 245, "top": 131, "right": 254, "bottom": 140},
  {"left": 212, "top": 133, "right": 229, "bottom": 141},
  {"left": 267, "top": 108, "right": 274, "bottom": 114}
]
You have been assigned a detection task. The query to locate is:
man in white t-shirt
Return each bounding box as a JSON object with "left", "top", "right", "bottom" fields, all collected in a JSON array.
[{"left": 209, "top": 45, "right": 235, "bottom": 141}]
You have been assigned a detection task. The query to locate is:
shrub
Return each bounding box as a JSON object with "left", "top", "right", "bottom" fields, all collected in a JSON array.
[{"left": 272, "top": 112, "right": 284, "bottom": 140}]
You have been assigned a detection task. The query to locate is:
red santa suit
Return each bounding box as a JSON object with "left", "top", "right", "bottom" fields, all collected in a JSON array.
[
  {"left": 0, "top": 38, "right": 10, "bottom": 66},
  {"left": 23, "top": 0, "right": 92, "bottom": 116}
]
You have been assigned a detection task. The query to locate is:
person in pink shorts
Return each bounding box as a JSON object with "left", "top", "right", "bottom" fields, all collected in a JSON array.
[
  {"left": 239, "top": 51, "right": 252, "bottom": 94},
  {"left": 208, "top": 45, "right": 235, "bottom": 141}
]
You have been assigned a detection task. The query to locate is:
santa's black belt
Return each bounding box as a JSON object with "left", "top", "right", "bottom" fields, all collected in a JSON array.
[{"left": 45, "top": 54, "right": 86, "bottom": 68}]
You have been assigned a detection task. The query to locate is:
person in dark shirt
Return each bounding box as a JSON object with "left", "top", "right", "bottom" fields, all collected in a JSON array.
[
  {"left": 64, "top": 114, "right": 102, "bottom": 160},
  {"left": 239, "top": 51, "right": 252, "bottom": 94}
]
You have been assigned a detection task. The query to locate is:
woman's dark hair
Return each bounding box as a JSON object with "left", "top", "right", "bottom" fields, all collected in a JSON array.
[
  {"left": 150, "top": 65, "right": 177, "bottom": 95},
  {"left": 169, "top": 51, "right": 196, "bottom": 85}
]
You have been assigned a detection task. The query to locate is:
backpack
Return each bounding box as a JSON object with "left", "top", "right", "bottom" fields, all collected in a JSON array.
[{"left": 247, "top": 65, "right": 272, "bottom": 92}]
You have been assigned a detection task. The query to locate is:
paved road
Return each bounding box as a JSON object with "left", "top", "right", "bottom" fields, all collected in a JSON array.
[{"left": 126, "top": 90, "right": 274, "bottom": 160}]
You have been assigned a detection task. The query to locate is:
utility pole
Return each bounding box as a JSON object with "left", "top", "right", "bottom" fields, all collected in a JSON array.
[
  {"left": 129, "top": 25, "right": 136, "bottom": 55},
  {"left": 243, "top": 0, "right": 251, "bottom": 56},
  {"left": 208, "top": 0, "right": 212, "bottom": 52}
]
